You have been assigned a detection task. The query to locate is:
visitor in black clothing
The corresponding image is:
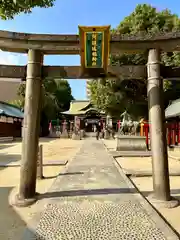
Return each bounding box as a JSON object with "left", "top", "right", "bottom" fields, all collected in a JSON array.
[{"left": 96, "top": 122, "right": 101, "bottom": 140}]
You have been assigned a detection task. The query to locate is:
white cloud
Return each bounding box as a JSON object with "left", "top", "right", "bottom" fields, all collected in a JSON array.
[{"left": 0, "top": 51, "right": 27, "bottom": 65}]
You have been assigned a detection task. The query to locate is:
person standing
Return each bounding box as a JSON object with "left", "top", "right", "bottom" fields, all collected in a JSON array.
[{"left": 96, "top": 121, "right": 101, "bottom": 140}]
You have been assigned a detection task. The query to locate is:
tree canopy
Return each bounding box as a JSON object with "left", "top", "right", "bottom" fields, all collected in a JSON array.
[
  {"left": 0, "top": 0, "right": 55, "bottom": 20},
  {"left": 89, "top": 4, "right": 180, "bottom": 119},
  {"left": 17, "top": 78, "right": 74, "bottom": 120}
]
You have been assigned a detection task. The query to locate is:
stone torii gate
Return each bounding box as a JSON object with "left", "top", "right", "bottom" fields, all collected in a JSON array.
[{"left": 1, "top": 28, "right": 180, "bottom": 207}]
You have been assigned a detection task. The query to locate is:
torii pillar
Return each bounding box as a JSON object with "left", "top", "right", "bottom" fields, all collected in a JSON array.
[
  {"left": 14, "top": 49, "right": 43, "bottom": 207},
  {"left": 147, "top": 49, "right": 178, "bottom": 208}
]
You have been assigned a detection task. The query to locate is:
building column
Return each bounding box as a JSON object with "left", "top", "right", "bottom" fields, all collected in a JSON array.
[
  {"left": 147, "top": 49, "right": 178, "bottom": 207},
  {"left": 15, "top": 50, "right": 43, "bottom": 206}
]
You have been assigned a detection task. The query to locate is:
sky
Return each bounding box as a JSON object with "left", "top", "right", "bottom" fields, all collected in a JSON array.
[{"left": 0, "top": 0, "right": 179, "bottom": 100}]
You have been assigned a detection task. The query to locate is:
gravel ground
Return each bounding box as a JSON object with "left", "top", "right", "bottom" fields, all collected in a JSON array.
[
  {"left": 0, "top": 138, "right": 83, "bottom": 240},
  {"left": 104, "top": 139, "right": 180, "bottom": 235}
]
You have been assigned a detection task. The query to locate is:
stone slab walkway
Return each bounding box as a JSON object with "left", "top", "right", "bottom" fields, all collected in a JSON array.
[{"left": 24, "top": 139, "right": 178, "bottom": 240}]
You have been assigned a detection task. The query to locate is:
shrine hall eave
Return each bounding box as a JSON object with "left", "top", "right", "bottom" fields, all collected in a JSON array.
[
  {"left": 1, "top": 30, "right": 180, "bottom": 53},
  {"left": 61, "top": 100, "right": 105, "bottom": 115},
  {"left": 165, "top": 99, "right": 180, "bottom": 118},
  {"left": 1, "top": 65, "right": 180, "bottom": 80}
]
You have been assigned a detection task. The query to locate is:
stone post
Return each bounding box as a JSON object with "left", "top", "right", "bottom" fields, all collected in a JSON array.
[
  {"left": 80, "top": 118, "right": 85, "bottom": 138},
  {"left": 147, "top": 49, "right": 178, "bottom": 207},
  {"left": 37, "top": 144, "right": 43, "bottom": 179},
  {"left": 69, "top": 121, "right": 73, "bottom": 138},
  {"left": 104, "top": 115, "right": 112, "bottom": 139},
  {"left": 15, "top": 50, "right": 43, "bottom": 206},
  {"left": 72, "top": 116, "right": 81, "bottom": 140},
  {"left": 61, "top": 120, "right": 69, "bottom": 138}
]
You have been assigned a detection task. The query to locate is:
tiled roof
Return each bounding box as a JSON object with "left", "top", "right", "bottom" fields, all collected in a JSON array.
[
  {"left": 62, "top": 100, "right": 90, "bottom": 115},
  {"left": 62, "top": 100, "right": 105, "bottom": 115},
  {"left": 165, "top": 99, "right": 180, "bottom": 118},
  {"left": 0, "top": 101, "right": 23, "bottom": 118}
]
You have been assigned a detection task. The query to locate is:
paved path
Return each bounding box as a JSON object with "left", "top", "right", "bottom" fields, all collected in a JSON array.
[{"left": 25, "top": 139, "right": 178, "bottom": 240}]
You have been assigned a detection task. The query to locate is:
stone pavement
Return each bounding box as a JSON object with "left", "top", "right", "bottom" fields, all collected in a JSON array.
[{"left": 24, "top": 139, "right": 179, "bottom": 240}]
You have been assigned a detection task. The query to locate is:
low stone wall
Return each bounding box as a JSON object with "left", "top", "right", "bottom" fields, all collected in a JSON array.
[
  {"left": 116, "top": 135, "right": 147, "bottom": 151},
  {"left": 0, "top": 136, "right": 13, "bottom": 142}
]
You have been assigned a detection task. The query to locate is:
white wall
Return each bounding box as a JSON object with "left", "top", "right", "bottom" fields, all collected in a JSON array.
[{"left": 0, "top": 78, "right": 21, "bottom": 102}]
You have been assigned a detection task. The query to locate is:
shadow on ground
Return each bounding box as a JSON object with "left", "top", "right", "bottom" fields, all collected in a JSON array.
[
  {"left": 0, "top": 153, "right": 21, "bottom": 165},
  {"left": 0, "top": 186, "right": 37, "bottom": 240},
  {"left": 38, "top": 138, "right": 55, "bottom": 143},
  {"left": 127, "top": 178, "right": 180, "bottom": 201},
  {"left": 141, "top": 189, "right": 180, "bottom": 201},
  {"left": 38, "top": 187, "right": 136, "bottom": 200},
  {"left": 36, "top": 185, "right": 180, "bottom": 202},
  {"left": 0, "top": 144, "right": 15, "bottom": 150},
  {"left": 43, "top": 171, "right": 84, "bottom": 180}
]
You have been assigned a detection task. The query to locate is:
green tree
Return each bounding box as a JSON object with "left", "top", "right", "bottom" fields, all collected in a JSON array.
[
  {"left": 0, "top": 0, "right": 55, "bottom": 20},
  {"left": 89, "top": 4, "right": 180, "bottom": 118},
  {"left": 17, "top": 78, "right": 74, "bottom": 132},
  {"left": 54, "top": 80, "right": 74, "bottom": 112},
  {"left": 8, "top": 99, "right": 24, "bottom": 110}
]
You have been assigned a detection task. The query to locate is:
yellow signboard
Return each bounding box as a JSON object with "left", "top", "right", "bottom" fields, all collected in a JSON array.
[{"left": 79, "top": 26, "right": 110, "bottom": 75}]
